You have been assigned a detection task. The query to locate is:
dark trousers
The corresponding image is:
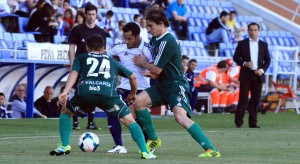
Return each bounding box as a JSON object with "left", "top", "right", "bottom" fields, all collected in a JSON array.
[
  {"left": 169, "top": 18, "right": 189, "bottom": 40},
  {"left": 190, "top": 87, "right": 198, "bottom": 110},
  {"left": 235, "top": 72, "right": 263, "bottom": 127}
]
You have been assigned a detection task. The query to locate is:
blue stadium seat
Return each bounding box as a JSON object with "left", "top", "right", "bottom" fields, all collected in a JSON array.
[
  {"left": 204, "top": 6, "right": 212, "bottom": 14},
  {"left": 279, "top": 31, "right": 287, "bottom": 37},
  {"left": 236, "top": 15, "right": 244, "bottom": 22},
  {"left": 193, "top": 18, "right": 201, "bottom": 27},
  {"left": 283, "top": 38, "right": 291, "bottom": 46},
  {"left": 188, "top": 18, "right": 195, "bottom": 26},
  {"left": 273, "top": 31, "right": 280, "bottom": 37},
  {"left": 181, "top": 46, "right": 188, "bottom": 55},
  {"left": 226, "top": 42, "right": 234, "bottom": 49},
  {"left": 286, "top": 31, "right": 293, "bottom": 37},
  {"left": 188, "top": 47, "right": 195, "bottom": 56},
  {"left": 192, "top": 33, "right": 200, "bottom": 41},
  {"left": 194, "top": 47, "right": 201, "bottom": 56},
  {"left": 277, "top": 37, "right": 285, "bottom": 46},
  {"left": 267, "top": 31, "right": 274, "bottom": 37},
  {"left": 223, "top": 49, "right": 230, "bottom": 57},
  {"left": 201, "top": 19, "right": 209, "bottom": 27},
  {"left": 197, "top": 6, "right": 205, "bottom": 13},
  {"left": 0, "top": 22, "right": 6, "bottom": 32},
  {"left": 201, "top": 0, "right": 207, "bottom": 6},
  {"left": 191, "top": 5, "right": 198, "bottom": 12},
  {"left": 185, "top": 5, "right": 191, "bottom": 12},
  {"left": 201, "top": 48, "right": 209, "bottom": 56},
  {"left": 265, "top": 37, "right": 272, "bottom": 45},
  {"left": 271, "top": 37, "right": 278, "bottom": 45},
  {"left": 123, "top": 14, "right": 131, "bottom": 23},
  {"left": 200, "top": 33, "right": 208, "bottom": 46},
  {"left": 12, "top": 33, "right": 27, "bottom": 49},
  {"left": 3, "top": 32, "right": 13, "bottom": 49},
  {"left": 196, "top": 42, "right": 204, "bottom": 48},
  {"left": 219, "top": 43, "right": 226, "bottom": 54},
  {"left": 289, "top": 38, "right": 298, "bottom": 46},
  {"left": 116, "top": 13, "right": 123, "bottom": 21},
  {"left": 0, "top": 39, "right": 12, "bottom": 59},
  {"left": 211, "top": 6, "right": 218, "bottom": 14},
  {"left": 189, "top": 41, "right": 197, "bottom": 47}
]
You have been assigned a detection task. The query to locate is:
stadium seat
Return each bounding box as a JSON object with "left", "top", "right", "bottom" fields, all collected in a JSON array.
[
  {"left": 192, "top": 33, "right": 200, "bottom": 41},
  {"left": 12, "top": 33, "right": 27, "bottom": 49},
  {"left": 271, "top": 37, "right": 278, "bottom": 45},
  {"left": 0, "top": 39, "right": 12, "bottom": 59},
  {"left": 196, "top": 42, "right": 204, "bottom": 48},
  {"left": 283, "top": 38, "right": 291, "bottom": 46},
  {"left": 195, "top": 18, "right": 202, "bottom": 27},
  {"left": 289, "top": 38, "right": 298, "bottom": 46},
  {"left": 188, "top": 18, "right": 195, "bottom": 26},
  {"left": 271, "top": 81, "right": 300, "bottom": 114},
  {"left": 3, "top": 32, "right": 13, "bottom": 49}
]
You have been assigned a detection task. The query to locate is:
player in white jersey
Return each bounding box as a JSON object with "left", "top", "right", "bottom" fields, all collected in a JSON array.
[{"left": 105, "top": 22, "right": 153, "bottom": 153}]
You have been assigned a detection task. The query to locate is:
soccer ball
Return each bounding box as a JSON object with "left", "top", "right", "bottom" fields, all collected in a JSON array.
[{"left": 78, "top": 132, "right": 100, "bottom": 152}]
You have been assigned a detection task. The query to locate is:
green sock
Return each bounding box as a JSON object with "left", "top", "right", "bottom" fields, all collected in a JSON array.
[
  {"left": 59, "top": 114, "right": 72, "bottom": 147},
  {"left": 187, "top": 123, "right": 216, "bottom": 151},
  {"left": 129, "top": 122, "right": 149, "bottom": 153},
  {"left": 136, "top": 109, "right": 158, "bottom": 140}
]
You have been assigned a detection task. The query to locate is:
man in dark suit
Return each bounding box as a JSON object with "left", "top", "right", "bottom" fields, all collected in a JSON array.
[{"left": 233, "top": 22, "right": 271, "bottom": 128}]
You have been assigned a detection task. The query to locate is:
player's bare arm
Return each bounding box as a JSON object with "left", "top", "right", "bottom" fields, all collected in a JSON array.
[
  {"left": 67, "top": 44, "right": 77, "bottom": 67},
  {"left": 133, "top": 54, "right": 162, "bottom": 76},
  {"left": 59, "top": 70, "right": 78, "bottom": 105},
  {"left": 126, "top": 73, "right": 137, "bottom": 105}
]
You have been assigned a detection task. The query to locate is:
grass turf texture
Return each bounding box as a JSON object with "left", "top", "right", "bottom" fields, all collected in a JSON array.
[{"left": 0, "top": 112, "right": 299, "bottom": 164}]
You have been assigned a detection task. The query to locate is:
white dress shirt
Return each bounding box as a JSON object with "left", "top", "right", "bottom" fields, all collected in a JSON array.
[{"left": 249, "top": 37, "right": 259, "bottom": 70}]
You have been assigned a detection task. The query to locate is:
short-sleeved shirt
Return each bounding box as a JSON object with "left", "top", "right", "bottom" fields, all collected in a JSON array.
[
  {"left": 150, "top": 32, "right": 188, "bottom": 93},
  {"left": 166, "top": 1, "right": 187, "bottom": 19},
  {"left": 107, "top": 40, "right": 153, "bottom": 90},
  {"left": 68, "top": 23, "right": 106, "bottom": 56},
  {"left": 72, "top": 52, "right": 133, "bottom": 96}
]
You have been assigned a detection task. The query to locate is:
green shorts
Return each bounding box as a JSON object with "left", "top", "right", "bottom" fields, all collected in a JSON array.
[
  {"left": 67, "top": 94, "right": 130, "bottom": 119},
  {"left": 145, "top": 84, "right": 192, "bottom": 117}
]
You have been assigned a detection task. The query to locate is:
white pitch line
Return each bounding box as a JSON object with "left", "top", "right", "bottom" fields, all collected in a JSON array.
[{"left": 0, "top": 131, "right": 218, "bottom": 140}]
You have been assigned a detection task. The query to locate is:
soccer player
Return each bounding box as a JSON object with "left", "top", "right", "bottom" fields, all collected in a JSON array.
[
  {"left": 133, "top": 8, "right": 221, "bottom": 157},
  {"left": 49, "top": 34, "right": 156, "bottom": 159},
  {"left": 68, "top": 4, "right": 106, "bottom": 130},
  {"left": 106, "top": 22, "right": 153, "bottom": 153}
]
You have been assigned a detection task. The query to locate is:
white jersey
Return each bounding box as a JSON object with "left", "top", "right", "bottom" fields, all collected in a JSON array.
[{"left": 107, "top": 39, "right": 153, "bottom": 90}]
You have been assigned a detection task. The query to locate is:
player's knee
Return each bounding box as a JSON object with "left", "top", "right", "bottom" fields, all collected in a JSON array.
[{"left": 174, "top": 114, "right": 185, "bottom": 125}]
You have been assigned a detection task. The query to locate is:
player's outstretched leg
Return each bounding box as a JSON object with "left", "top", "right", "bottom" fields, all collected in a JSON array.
[
  {"left": 107, "top": 117, "right": 127, "bottom": 153},
  {"left": 50, "top": 113, "right": 72, "bottom": 156},
  {"left": 173, "top": 106, "right": 220, "bottom": 158},
  {"left": 120, "top": 114, "right": 156, "bottom": 159}
]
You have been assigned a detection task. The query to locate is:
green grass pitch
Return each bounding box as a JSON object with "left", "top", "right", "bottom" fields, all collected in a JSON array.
[{"left": 0, "top": 112, "right": 299, "bottom": 164}]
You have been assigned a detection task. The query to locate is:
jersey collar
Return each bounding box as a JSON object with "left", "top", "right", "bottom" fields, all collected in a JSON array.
[{"left": 156, "top": 31, "right": 169, "bottom": 41}]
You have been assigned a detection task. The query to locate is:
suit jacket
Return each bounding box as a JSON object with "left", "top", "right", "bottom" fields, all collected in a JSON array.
[{"left": 233, "top": 38, "right": 271, "bottom": 83}]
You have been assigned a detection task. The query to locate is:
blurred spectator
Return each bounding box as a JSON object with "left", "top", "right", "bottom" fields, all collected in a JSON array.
[
  {"left": 29, "top": 0, "right": 46, "bottom": 16},
  {"left": 181, "top": 55, "right": 189, "bottom": 73},
  {"left": 99, "top": 10, "right": 114, "bottom": 37},
  {"left": 11, "top": 84, "right": 47, "bottom": 118},
  {"left": 228, "top": 10, "right": 245, "bottom": 41},
  {"left": 7, "top": 0, "right": 20, "bottom": 14},
  {"left": 73, "top": 11, "right": 85, "bottom": 27},
  {"left": 140, "top": 18, "right": 149, "bottom": 43},
  {"left": 56, "top": 13, "right": 64, "bottom": 36},
  {"left": 63, "top": 0, "right": 76, "bottom": 17},
  {"left": 155, "top": 0, "right": 171, "bottom": 9},
  {"left": 206, "top": 11, "right": 231, "bottom": 44},
  {"left": 27, "top": 3, "right": 58, "bottom": 35},
  {"left": 0, "top": 1, "right": 10, "bottom": 14},
  {"left": 185, "top": 59, "right": 199, "bottom": 114},
  {"left": 129, "top": 0, "right": 153, "bottom": 14},
  {"left": 114, "top": 20, "right": 126, "bottom": 43},
  {"left": 133, "top": 14, "right": 141, "bottom": 25},
  {"left": 166, "top": 0, "right": 188, "bottom": 40},
  {"left": 63, "top": 8, "right": 74, "bottom": 34},
  {"left": 34, "top": 86, "right": 60, "bottom": 118},
  {"left": 0, "top": 92, "right": 8, "bottom": 118}
]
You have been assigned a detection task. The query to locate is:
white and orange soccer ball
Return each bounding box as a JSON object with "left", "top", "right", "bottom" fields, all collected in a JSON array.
[{"left": 78, "top": 132, "right": 100, "bottom": 152}]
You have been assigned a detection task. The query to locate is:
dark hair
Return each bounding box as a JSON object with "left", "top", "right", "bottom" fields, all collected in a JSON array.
[
  {"left": 189, "top": 59, "right": 197, "bottom": 64},
  {"left": 63, "top": 0, "right": 70, "bottom": 4},
  {"left": 75, "top": 11, "right": 85, "bottom": 23},
  {"left": 86, "top": 34, "right": 105, "bottom": 50},
  {"left": 217, "top": 60, "right": 227, "bottom": 69},
  {"left": 248, "top": 22, "right": 260, "bottom": 30},
  {"left": 85, "top": 4, "right": 97, "bottom": 14},
  {"left": 0, "top": 92, "right": 5, "bottom": 98},
  {"left": 122, "top": 22, "right": 141, "bottom": 37},
  {"left": 106, "top": 10, "right": 114, "bottom": 17},
  {"left": 182, "top": 55, "right": 189, "bottom": 60},
  {"left": 35, "top": 0, "right": 46, "bottom": 10},
  {"left": 56, "top": 13, "right": 63, "bottom": 19},
  {"left": 118, "top": 20, "right": 125, "bottom": 26},
  {"left": 64, "top": 9, "right": 73, "bottom": 18},
  {"left": 133, "top": 14, "right": 141, "bottom": 21},
  {"left": 145, "top": 8, "right": 169, "bottom": 27},
  {"left": 230, "top": 10, "right": 237, "bottom": 15},
  {"left": 41, "top": 3, "right": 55, "bottom": 18},
  {"left": 219, "top": 11, "right": 229, "bottom": 18}
]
